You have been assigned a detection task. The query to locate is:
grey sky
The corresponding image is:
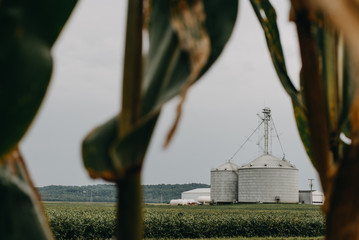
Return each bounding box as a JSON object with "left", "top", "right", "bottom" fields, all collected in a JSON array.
[{"left": 21, "top": 0, "right": 321, "bottom": 191}]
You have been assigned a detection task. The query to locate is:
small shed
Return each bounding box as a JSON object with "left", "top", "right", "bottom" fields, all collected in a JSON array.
[
  {"left": 299, "top": 190, "right": 324, "bottom": 205},
  {"left": 299, "top": 190, "right": 312, "bottom": 204},
  {"left": 312, "top": 190, "right": 325, "bottom": 205}
]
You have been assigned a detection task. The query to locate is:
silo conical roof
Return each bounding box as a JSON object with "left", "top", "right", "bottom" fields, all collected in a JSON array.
[
  {"left": 211, "top": 161, "right": 239, "bottom": 171},
  {"left": 240, "top": 154, "right": 297, "bottom": 169}
]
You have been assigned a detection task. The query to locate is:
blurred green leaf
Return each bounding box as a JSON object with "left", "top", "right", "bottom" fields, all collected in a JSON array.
[
  {"left": 313, "top": 20, "right": 356, "bottom": 161},
  {"left": 0, "top": 1, "right": 77, "bottom": 239},
  {"left": 339, "top": 44, "right": 354, "bottom": 139},
  {"left": 82, "top": 2, "right": 239, "bottom": 236},
  {"left": 314, "top": 23, "right": 340, "bottom": 136},
  {"left": 0, "top": 150, "right": 53, "bottom": 240},
  {"left": 82, "top": 117, "right": 118, "bottom": 181},
  {"left": 112, "top": 116, "right": 158, "bottom": 172},
  {"left": 250, "top": 0, "right": 301, "bottom": 107},
  {"left": 82, "top": 115, "right": 158, "bottom": 181},
  {"left": 142, "top": 0, "right": 238, "bottom": 116},
  {"left": 83, "top": 0, "right": 238, "bottom": 180},
  {"left": 0, "top": 0, "right": 77, "bottom": 157},
  {"left": 251, "top": 0, "right": 315, "bottom": 165},
  {"left": 293, "top": 98, "right": 314, "bottom": 167}
]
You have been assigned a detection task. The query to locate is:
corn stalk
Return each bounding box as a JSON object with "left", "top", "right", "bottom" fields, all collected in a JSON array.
[
  {"left": 82, "top": 0, "right": 238, "bottom": 239},
  {"left": 251, "top": 0, "right": 359, "bottom": 239}
]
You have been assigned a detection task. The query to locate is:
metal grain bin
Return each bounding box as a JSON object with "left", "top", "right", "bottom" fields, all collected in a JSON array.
[
  {"left": 238, "top": 154, "right": 298, "bottom": 203},
  {"left": 210, "top": 162, "right": 239, "bottom": 203}
]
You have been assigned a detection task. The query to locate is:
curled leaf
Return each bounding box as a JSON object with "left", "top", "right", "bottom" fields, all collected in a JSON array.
[
  {"left": 250, "top": 0, "right": 301, "bottom": 108},
  {"left": 0, "top": 148, "right": 53, "bottom": 240},
  {"left": 83, "top": 0, "right": 238, "bottom": 181},
  {"left": 82, "top": 114, "right": 159, "bottom": 180},
  {"left": 165, "top": 0, "right": 211, "bottom": 146},
  {"left": 0, "top": 0, "right": 77, "bottom": 157}
]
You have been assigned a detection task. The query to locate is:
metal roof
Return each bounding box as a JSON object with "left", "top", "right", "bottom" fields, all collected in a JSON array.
[
  {"left": 211, "top": 162, "right": 239, "bottom": 171},
  {"left": 182, "top": 188, "right": 210, "bottom": 194},
  {"left": 240, "top": 154, "right": 297, "bottom": 169},
  {"left": 299, "top": 190, "right": 323, "bottom": 195}
]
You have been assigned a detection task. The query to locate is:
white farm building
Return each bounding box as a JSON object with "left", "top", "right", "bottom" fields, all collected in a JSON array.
[
  {"left": 181, "top": 188, "right": 210, "bottom": 202},
  {"left": 299, "top": 190, "right": 325, "bottom": 205}
]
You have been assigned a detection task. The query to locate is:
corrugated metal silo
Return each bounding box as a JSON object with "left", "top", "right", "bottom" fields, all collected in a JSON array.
[
  {"left": 210, "top": 162, "right": 239, "bottom": 203},
  {"left": 238, "top": 154, "right": 298, "bottom": 203}
]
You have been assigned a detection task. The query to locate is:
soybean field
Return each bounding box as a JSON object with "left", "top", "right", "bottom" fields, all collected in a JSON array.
[{"left": 44, "top": 202, "right": 324, "bottom": 239}]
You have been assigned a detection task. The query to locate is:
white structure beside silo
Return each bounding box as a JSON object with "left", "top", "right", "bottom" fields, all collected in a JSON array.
[
  {"left": 238, "top": 154, "right": 298, "bottom": 203},
  {"left": 210, "top": 162, "right": 239, "bottom": 203},
  {"left": 312, "top": 191, "right": 325, "bottom": 204},
  {"left": 181, "top": 188, "right": 210, "bottom": 202},
  {"left": 299, "top": 190, "right": 324, "bottom": 205},
  {"left": 170, "top": 199, "right": 196, "bottom": 205},
  {"left": 299, "top": 190, "right": 312, "bottom": 204},
  {"left": 198, "top": 196, "right": 211, "bottom": 204}
]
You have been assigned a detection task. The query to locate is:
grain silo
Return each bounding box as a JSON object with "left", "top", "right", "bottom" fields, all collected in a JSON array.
[
  {"left": 237, "top": 108, "right": 299, "bottom": 203},
  {"left": 210, "top": 161, "right": 239, "bottom": 203},
  {"left": 238, "top": 154, "right": 298, "bottom": 203}
]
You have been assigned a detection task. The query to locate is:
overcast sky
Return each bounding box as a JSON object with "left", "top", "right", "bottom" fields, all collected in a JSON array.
[{"left": 21, "top": 0, "right": 321, "bottom": 191}]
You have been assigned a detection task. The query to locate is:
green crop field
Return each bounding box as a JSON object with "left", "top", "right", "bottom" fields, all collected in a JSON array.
[{"left": 43, "top": 202, "right": 325, "bottom": 240}]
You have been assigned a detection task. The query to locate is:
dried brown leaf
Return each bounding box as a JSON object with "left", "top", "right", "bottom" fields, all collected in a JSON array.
[{"left": 165, "top": 0, "right": 211, "bottom": 146}]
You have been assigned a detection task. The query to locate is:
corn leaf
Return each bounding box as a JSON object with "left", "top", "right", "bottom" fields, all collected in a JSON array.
[
  {"left": 82, "top": 0, "right": 238, "bottom": 181},
  {"left": 141, "top": 0, "right": 238, "bottom": 116},
  {"left": 82, "top": 115, "right": 159, "bottom": 181},
  {"left": 340, "top": 45, "right": 355, "bottom": 138},
  {"left": 293, "top": 96, "right": 314, "bottom": 166},
  {"left": 251, "top": 0, "right": 315, "bottom": 165},
  {"left": 0, "top": 0, "right": 77, "bottom": 157},
  {"left": 0, "top": 149, "right": 53, "bottom": 240},
  {"left": 82, "top": 117, "right": 118, "bottom": 181},
  {"left": 316, "top": 24, "right": 340, "bottom": 134},
  {"left": 312, "top": 21, "right": 357, "bottom": 162},
  {"left": 250, "top": 0, "right": 301, "bottom": 107},
  {"left": 0, "top": 2, "right": 77, "bottom": 239}
]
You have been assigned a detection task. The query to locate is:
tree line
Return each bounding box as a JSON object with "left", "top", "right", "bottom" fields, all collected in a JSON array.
[{"left": 37, "top": 183, "right": 209, "bottom": 203}]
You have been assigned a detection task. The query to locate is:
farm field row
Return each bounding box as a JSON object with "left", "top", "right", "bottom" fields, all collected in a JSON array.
[
  {"left": 43, "top": 202, "right": 324, "bottom": 240},
  {"left": 147, "top": 238, "right": 324, "bottom": 240}
]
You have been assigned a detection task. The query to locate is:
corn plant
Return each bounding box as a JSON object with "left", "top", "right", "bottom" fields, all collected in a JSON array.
[
  {"left": 0, "top": 0, "right": 237, "bottom": 239},
  {"left": 44, "top": 203, "right": 324, "bottom": 239},
  {"left": 81, "top": 1, "right": 238, "bottom": 239},
  {"left": 250, "top": 0, "right": 359, "bottom": 239},
  {"left": 0, "top": 1, "right": 77, "bottom": 239},
  {"left": 3, "top": 0, "right": 359, "bottom": 239}
]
